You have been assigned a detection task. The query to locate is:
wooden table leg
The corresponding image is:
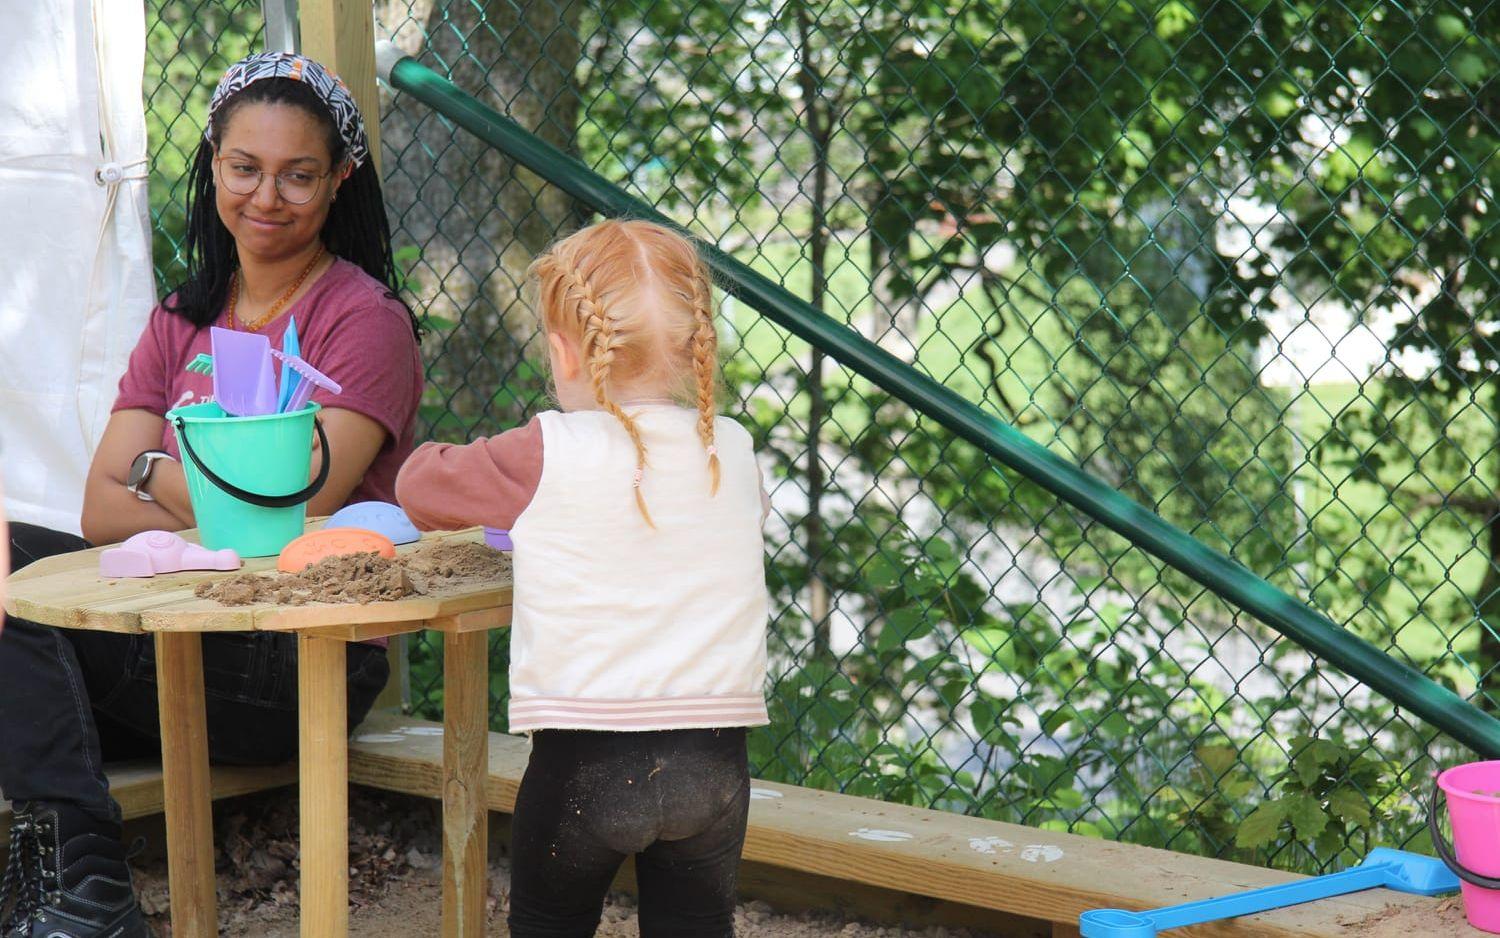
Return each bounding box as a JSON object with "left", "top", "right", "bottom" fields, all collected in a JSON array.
[
  {"left": 298, "top": 633, "right": 348, "bottom": 938},
  {"left": 155, "top": 632, "right": 217, "bottom": 938},
  {"left": 443, "top": 630, "right": 489, "bottom": 938}
]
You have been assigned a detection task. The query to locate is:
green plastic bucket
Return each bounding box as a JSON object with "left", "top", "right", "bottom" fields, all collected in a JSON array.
[{"left": 167, "top": 401, "right": 330, "bottom": 558}]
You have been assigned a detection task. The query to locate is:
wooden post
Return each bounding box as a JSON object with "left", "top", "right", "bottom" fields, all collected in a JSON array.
[
  {"left": 298, "top": 633, "right": 349, "bottom": 938},
  {"left": 442, "top": 630, "right": 490, "bottom": 938},
  {"left": 299, "top": 0, "right": 381, "bottom": 171},
  {"left": 155, "top": 632, "right": 217, "bottom": 938}
]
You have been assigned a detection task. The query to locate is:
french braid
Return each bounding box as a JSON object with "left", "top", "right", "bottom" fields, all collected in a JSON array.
[
  {"left": 687, "top": 258, "right": 721, "bottom": 496},
  {"left": 530, "top": 219, "right": 729, "bottom": 529},
  {"left": 564, "top": 261, "right": 656, "bottom": 527}
]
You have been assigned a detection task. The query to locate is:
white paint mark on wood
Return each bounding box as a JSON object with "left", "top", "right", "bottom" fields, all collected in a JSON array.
[
  {"left": 1021, "top": 844, "right": 1065, "bottom": 863},
  {"left": 750, "top": 788, "right": 784, "bottom": 800},
  {"left": 849, "top": 828, "right": 914, "bottom": 843},
  {"left": 352, "top": 733, "right": 404, "bottom": 744},
  {"left": 969, "top": 836, "right": 1014, "bottom": 854}
]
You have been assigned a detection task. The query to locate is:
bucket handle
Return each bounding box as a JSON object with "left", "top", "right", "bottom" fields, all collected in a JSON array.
[
  {"left": 172, "top": 415, "right": 331, "bottom": 509},
  {"left": 1428, "top": 777, "right": 1500, "bottom": 890}
]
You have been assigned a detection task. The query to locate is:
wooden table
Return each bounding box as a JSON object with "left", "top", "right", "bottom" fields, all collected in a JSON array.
[{"left": 3, "top": 525, "right": 511, "bottom": 938}]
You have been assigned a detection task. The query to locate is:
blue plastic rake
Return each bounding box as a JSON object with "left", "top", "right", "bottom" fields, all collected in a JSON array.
[{"left": 1080, "top": 848, "right": 1459, "bottom": 937}]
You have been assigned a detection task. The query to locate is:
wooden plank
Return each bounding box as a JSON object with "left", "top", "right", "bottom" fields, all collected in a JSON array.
[
  {"left": 140, "top": 595, "right": 434, "bottom": 633},
  {"left": 4, "top": 597, "right": 142, "bottom": 632},
  {"left": 155, "top": 633, "right": 217, "bottom": 938},
  {"left": 736, "top": 781, "right": 1434, "bottom": 938},
  {"left": 349, "top": 712, "right": 529, "bottom": 812},
  {"left": 134, "top": 583, "right": 513, "bottom": 633},
  {"left": 442, "top": 630, "right": 489, "bottom": 937},
  {"left": 429, "top": 607, "right": 512, "bottom": 633},
  {"left": 343, "top": 717, "right": 1447, "bottom": 938},
  {"left": 294, "top": 619, "right": 425, "bottom": 642},
  {"left": 298, "top": 634, "right": 349, "bottom": 938},
  {"left": 118, "top": 763, "right": 297, "bottom": 817},
  {"left": 0, "top": 763, "right": 295, "bottom": 853},
  {"left": 9, "top": 547, "right": 101, "bottom": 582},
  {"left": 474, "top": 812, "right": 1041, "bottom": 937},
  {"left": 299, "top": 0, "right": 381, "bottom": 170}
]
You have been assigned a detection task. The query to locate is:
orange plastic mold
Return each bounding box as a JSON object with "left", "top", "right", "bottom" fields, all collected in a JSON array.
[{"left": 276, "top": 527, "right": 398, "bottom": 573}]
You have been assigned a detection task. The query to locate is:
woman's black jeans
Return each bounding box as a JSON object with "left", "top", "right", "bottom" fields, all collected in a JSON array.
[{"left": 0, "top": 522, "right": 390, "bottom": 826}]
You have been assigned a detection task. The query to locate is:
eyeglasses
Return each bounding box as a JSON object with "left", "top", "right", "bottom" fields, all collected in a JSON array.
[{"left": 213, "top": 156, "right": 337, "bottom": 205}]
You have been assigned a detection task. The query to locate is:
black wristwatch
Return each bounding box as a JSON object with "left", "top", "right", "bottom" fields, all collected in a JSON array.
[{"left": 126, "top": 450, "right": 175, "bottom": 502}]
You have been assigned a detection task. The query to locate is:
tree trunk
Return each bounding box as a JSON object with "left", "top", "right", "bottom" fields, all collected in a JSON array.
[
  {"left": 795, "top": 2, "right": 833, "bottom": 659},
  {"left": 377, "top": 0, "right": 583, "bottom": 440}
]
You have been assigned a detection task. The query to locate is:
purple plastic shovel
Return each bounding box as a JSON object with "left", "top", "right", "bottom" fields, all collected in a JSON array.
[
  {"left": 210, "top": 327, "right": 279, "bottom": 416},
  {"left": 272, "top": 349, "right": 342, "bottom": 412}
]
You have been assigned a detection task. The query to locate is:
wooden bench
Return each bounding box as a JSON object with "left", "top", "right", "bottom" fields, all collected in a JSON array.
[
  {"left": 0, "top": 763, "right": 297, "bottom": 851},
  {"left": 2, "top": 713, "right": 1451, "bottom": 937},
  {"left": 344, "top": 712, "right": 1449, "bottom": 937}
]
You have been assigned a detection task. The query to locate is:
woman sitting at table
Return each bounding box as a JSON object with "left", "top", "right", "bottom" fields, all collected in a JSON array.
[{"left": 0, "top": 53, "right": 423, "bottom": 938}]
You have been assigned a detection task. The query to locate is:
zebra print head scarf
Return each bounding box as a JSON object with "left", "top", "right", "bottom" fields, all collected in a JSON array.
[{"left": 205, "top": 52, "right": 370, "bottom": 168}]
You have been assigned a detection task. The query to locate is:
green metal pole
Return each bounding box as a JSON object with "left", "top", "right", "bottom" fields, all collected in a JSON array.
[{"left": 376, "top": 42, "right": 1500, "bottom": 758}]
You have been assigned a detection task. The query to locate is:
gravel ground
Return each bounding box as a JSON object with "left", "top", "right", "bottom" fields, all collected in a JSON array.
[{"left": 128, "top": 787, "right": 1000, "bottom": 937}]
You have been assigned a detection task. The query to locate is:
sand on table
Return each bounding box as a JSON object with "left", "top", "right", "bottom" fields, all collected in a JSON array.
[{"left": 194, "top": 540, "right": 511, "bottom": 606}]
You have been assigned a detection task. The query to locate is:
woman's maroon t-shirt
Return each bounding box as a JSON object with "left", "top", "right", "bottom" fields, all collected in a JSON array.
[{"left": 112, "top": 259, "right": 424, "bottom": 505}]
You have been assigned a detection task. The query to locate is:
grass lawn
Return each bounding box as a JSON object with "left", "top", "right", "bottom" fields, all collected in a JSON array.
[{"left": 721, "top": 231, "right": 1489, "bottom": 688}]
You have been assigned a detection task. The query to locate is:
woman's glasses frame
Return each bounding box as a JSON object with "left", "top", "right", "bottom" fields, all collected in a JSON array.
[{"left": 212, "top": 155, "right": 341, "bottom": 206}]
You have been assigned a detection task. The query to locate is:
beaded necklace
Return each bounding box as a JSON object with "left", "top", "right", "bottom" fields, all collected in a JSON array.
[{"left": 226, "top": 247, "right": 324, "bottom": 331}]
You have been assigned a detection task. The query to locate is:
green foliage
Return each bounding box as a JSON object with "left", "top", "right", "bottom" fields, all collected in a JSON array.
[
  {"left": 1235, "top": 736, "right": 1389, "bottom": 869},
  {"left": 146, "top": 0, "right": 1500, "bottom": 878},
  {"left": 145, "top": 0, "right": 263, "bottom": 291}
]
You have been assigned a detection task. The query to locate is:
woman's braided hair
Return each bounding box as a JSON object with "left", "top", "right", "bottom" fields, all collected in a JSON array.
[
  {"left": 164, "top": 77, "right": 421, "bottom": 339},
  {"left": 528, "top": 219, "right": 721, "bottom": 526}
]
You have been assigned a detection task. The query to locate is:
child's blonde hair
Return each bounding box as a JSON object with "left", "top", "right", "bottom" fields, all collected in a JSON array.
[{"left": 527, "top": 219, "right": 720, "bottom": 526}]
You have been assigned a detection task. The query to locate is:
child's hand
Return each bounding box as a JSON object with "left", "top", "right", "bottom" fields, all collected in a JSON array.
[{"left": 395, "top": 421, "right": 543, "bottom": 534}]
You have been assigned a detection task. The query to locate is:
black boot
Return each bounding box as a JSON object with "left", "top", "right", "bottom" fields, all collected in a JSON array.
[{"left": 0, "top": 802, "right": 150, "bottom": 938}]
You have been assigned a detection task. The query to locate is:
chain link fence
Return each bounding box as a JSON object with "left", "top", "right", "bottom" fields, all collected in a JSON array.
[{"left": 144, "top": 0, "right": 1500, "bottom": 873}]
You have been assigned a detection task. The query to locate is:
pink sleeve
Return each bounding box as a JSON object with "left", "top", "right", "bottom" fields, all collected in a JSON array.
[
  {"left": 111, "top": 305, "right": 173, "bottom": 414},
  {"left": 396, "top": 417, "right": 544, "bottom": 531},
  {"left": 309, "top": 301, "right": 420, "bottom": 444}
]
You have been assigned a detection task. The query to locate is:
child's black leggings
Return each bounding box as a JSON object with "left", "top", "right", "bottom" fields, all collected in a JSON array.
[{"left": 507, "top": 726, "right": 750, "bottom": 938}]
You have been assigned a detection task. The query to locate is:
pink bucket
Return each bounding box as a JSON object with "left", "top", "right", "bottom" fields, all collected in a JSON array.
[{"left": 1433, "top": 761, "right": 1500, "bottom": 933}]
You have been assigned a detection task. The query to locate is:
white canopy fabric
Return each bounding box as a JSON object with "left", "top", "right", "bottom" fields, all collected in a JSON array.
[{"left": 0, "top": 0, "right": 155, "bottom": 534}]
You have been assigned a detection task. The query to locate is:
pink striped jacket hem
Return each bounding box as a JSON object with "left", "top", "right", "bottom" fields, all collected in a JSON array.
[{"left": 508, "top": 694, "right": 769, "bottom": 732}]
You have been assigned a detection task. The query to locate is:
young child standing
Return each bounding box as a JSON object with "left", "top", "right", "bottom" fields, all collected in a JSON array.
[{"left": 396, "top": 218, "right": 769, "bottom": 937}]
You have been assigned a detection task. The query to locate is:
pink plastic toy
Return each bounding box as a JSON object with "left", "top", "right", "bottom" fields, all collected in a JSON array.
[
  {"left": 272, "top": 349, "right": 341, "bottom": 413},
  {"left": 99, "top": 531, "right": 242, "bottom": 578}
]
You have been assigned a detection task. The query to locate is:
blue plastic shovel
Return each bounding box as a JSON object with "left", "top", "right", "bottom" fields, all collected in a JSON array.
[
  {"left": 1080, "top": 848, "right": 1459, "bottom": 937},
  {"left": 275, "top": 315, "right": 301, "bottom": 412}
]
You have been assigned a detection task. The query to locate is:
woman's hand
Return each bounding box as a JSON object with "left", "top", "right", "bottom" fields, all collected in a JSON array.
[{"left": 81, "top": 410, "right": 193, "bottom": 546}]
